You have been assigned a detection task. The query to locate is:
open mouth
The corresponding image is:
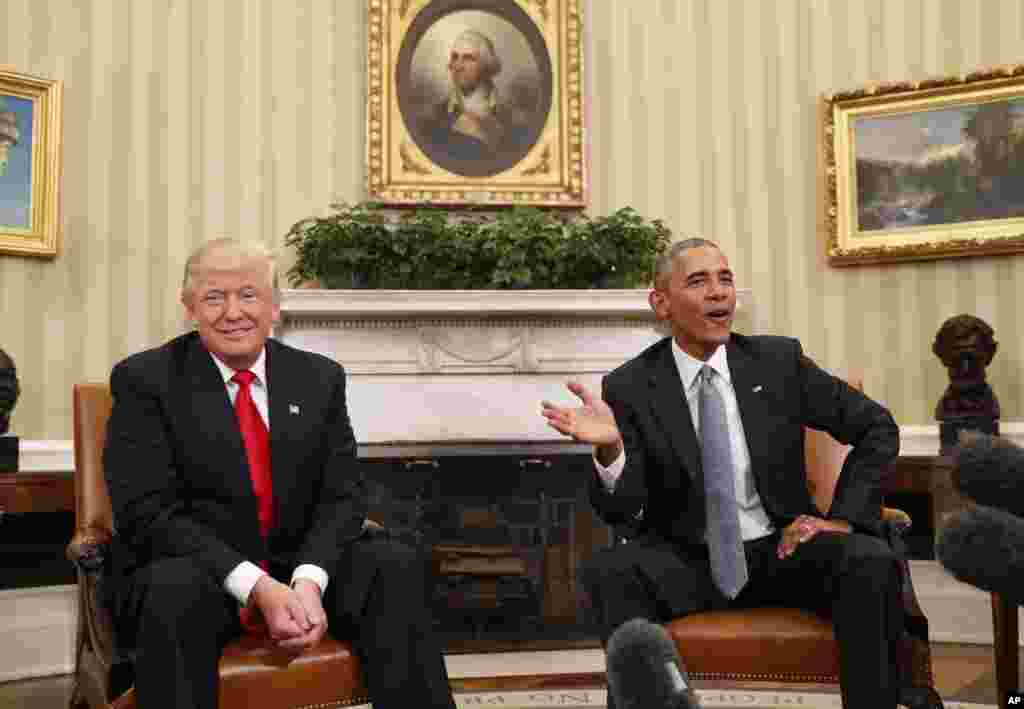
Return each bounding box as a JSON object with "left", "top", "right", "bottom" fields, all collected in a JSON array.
[{"left": 705, "top": 308, "right": 732, "bottom": 325}]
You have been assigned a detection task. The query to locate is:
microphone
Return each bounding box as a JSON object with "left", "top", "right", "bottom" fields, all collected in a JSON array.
[
  {"left": 936, "top": 505, "right": 1024, "bottom": 605},
  {"left": 952, "top": 431, "right": 1024, "bottom": 518},
  {"left": 605, "top": 618, "right": 701, "bottom": 709}
]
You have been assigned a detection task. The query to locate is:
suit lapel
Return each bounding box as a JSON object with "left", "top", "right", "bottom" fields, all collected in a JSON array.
[
  {"left": 183, "top": 338, "right": 253, "bottom": 501},
  {"left": 647, "top": 342, "right": 702, "bottom": 487},
  {"left": 265, "top": 340, "right": 302, "bottom": 533},
  {"left": 726, "top": 340, "right": 770, "bottom": 479}
]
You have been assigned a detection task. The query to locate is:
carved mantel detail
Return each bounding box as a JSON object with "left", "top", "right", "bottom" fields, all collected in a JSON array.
[{"left": 275, "top": 289, "right": 756, "bottom": 445}]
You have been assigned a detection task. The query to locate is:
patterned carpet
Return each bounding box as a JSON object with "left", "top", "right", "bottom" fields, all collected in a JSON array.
[
  {"left": 438, "top": 687, "right": 1000, "bottom": 709},
  {"left": 0, "top": 673, "right": 1003, "bottom": 709}
]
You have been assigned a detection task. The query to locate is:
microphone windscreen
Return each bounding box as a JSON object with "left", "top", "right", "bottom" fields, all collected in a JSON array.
[
  {"left": 953, "top": 432, "right": 1024, "bottom": 518},
  {"left": 606, "top": 618, "right": 701, "bottom": 709},
  {"left": 937, "top": 505, "right": 1024, "bottom": 605}
]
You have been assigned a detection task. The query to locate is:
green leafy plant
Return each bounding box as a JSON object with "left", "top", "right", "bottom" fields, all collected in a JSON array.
[{"left": 284, "top": 203, "right": 671, "bottom": 289}]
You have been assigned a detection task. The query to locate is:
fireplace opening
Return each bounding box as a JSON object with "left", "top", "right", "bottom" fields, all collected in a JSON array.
[{"left": 362, "top": 451, "right": 611, "bottom": 652}]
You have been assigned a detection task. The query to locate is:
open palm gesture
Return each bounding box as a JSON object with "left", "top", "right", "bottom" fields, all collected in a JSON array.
[{"left": 541, "top": 381, "right": 621, "bottom": 447}]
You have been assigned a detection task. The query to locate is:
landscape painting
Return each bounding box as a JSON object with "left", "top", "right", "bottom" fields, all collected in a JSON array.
[
  {"left": 854, "top": 99, "right": 1024, "bottom": 232},
  {"left": 823, "top": 66, "right": 1024, "bottom": 265}
]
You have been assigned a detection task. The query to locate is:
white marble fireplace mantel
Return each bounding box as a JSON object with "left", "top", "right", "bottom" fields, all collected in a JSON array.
[{"left": 276, "top": 288, "right": 757, "bottom": 452}]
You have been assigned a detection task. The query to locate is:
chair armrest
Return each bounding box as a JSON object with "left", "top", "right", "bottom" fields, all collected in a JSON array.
[
  {"left": 66, "top": 527, "right": 113, "bottom": 573},
  {"left": 882, "top": 506, "right": 912, "bottom": 537}
]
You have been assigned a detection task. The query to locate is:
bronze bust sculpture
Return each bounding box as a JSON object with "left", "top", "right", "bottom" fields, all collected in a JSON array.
[
  {"left": 0, "top": 346, "right": 19, "bottom": 435},
  {"left": 932, "top": 314, "right": 999, "bottom": 452}
]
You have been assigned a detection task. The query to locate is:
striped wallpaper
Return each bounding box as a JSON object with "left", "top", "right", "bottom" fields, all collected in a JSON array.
[{"left": 1, "top": 0, "right": 1023, "bottom": 438}]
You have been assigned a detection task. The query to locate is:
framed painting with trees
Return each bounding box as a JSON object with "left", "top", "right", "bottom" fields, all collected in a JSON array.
[{"left": 823, "top": 65, "right": 1024, "bottom": 265}]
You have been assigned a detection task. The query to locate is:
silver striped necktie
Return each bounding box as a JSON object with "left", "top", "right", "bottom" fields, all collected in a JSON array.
[{"left": 698, "top": 366, "right": 748, "bottom": 599}]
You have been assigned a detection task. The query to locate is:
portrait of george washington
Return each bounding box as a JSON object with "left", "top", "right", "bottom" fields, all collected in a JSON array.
[{"left": 396, "top": 1, "right": 553, "bottom": 178}]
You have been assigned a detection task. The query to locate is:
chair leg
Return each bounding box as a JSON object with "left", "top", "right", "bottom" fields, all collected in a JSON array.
[
  {"left": 899, "top": 685, "right": 944, "bottom": 709},
  {"left": 992, "top": 591, "right": 1019, "bottom": 704},
  {"left": 68, "top": 688, "right": 85, "bottom": 709}
]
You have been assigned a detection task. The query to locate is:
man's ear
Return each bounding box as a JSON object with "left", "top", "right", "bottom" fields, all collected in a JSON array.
[
  {"left": 649, "top": 288, "right": 668, "bottom": 319},
  {"left": 181, "top": 291, "right": 196, "bottom": 323}
]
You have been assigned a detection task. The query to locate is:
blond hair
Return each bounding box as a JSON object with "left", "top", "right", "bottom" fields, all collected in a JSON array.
[{"left": 181, "top": 238, "right": 278, "bottom": 299}]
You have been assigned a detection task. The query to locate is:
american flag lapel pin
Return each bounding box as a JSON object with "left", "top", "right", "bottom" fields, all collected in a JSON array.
[
  {"left": 752, "top": 385, "right": 763, "bottom": 393},
  {"left": 289, "top": 404, "right": 300, "bottom": 415}
]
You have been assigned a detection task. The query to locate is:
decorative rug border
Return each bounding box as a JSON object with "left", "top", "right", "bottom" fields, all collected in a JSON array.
[{"left": 348, "top": 688, "right": 997, "bottom": 709}]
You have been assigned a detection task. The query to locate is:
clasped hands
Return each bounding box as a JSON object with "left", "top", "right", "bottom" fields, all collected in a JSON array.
[
  {"left": 541, "top": 381, "right": 852, "bottom": 559},
  {"left": 246, "top": 576, "right": 328, "bottom": 654}
]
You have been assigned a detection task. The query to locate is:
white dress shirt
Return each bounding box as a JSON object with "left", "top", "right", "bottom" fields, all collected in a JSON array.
[
  {"left": 595, "top": 340, "right": 775, "bottom": 541},
  {"left": 209, "top": 349, "right": 329, "bottom": 605}
]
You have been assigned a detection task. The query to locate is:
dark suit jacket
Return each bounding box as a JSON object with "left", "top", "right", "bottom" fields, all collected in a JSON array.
[
  {"left": 589, "top": 334, "right": 899, "bottom": 543},
  {"left": 103, "top": 332, "right": 366, "bottom": 594}
]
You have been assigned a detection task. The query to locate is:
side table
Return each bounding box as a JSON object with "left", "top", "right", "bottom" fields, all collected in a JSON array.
[{"left": 0, "top": 471, "right": 74, "bottom": 516}]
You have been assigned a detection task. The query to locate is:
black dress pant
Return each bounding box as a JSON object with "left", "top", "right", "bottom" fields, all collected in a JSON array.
[
  {"left": 579, "top": 530, "right": 903, "bottom": 709},
  {"left": 114, "top": 531, "right": 456, "bottom": 709}
]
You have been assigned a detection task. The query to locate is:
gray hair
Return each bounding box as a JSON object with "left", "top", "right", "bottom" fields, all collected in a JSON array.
[
  {"left": 452, "top": 29, "right": 502, "bottom": 79},
  {"left": 181, "top": 238, "right": 279, "bottom": 300},
  {"left": 653, "top": 238, "right": 720, "bottom": 289}
]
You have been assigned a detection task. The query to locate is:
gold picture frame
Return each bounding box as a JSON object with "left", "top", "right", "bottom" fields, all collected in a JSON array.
[
  {"left": 823, "top": 65, "right": 1024, "bottom": 266},
  {"left": 0, "top": 67, "right": 62, "bottom": 258},
  {"left": 366, "top": 0, "right": 587, "bottom": 206}
]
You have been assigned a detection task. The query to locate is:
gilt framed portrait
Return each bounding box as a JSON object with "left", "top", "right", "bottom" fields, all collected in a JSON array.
[
  {"left": 0, "top": 68, "right": 62, "bottom": 258},
  {"left": 367, "top": 0, "right": 587, "bottom": 206},
  {"left": 823, "top": 65, "right": 1024, "bottom": 266}
]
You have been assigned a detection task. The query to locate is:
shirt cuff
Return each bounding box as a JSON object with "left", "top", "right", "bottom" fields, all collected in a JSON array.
[
  {"left": 594, "top": 449, "right": 626, "bottom": 491},
  {"left": 291, "top": 564, "right": 329, "bottom": 595},
  {"left": 224, "top": 561, "right": 267, "bottom": 606}
]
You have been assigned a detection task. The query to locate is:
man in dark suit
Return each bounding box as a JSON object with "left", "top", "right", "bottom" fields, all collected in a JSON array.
[
  {"left": 103, "top": 238, "right": 456, "bottom": 709},
  {"left": 542, "top": 239, "right": 903, "bottom": 708}
]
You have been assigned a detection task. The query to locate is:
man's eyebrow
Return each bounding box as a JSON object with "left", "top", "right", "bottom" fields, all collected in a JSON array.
[{"left": 684, "top": 268, "right": 732, "bottom": 280}]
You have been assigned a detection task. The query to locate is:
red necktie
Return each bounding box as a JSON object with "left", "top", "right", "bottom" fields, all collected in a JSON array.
[
  {"left": 232, "top": 370, "right": 274, "bottom": 538},
  {"left": 233, "top": 370, "right": 274, "bottom": 633}
]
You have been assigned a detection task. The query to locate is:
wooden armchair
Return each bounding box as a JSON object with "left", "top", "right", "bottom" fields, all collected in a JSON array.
[
  {"left": 66, "top": 383, "right": 369, "bottom": 709},
  {"left": 661, "top": 378, "right": 944, "bottom": 709}
]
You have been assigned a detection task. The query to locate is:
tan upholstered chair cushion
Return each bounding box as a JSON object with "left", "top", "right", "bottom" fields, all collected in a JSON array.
[
  {"left": 109, "top": 636, "right": 368, "bottom": 709},
  {"left": 666, "top": 608, "right": 840, "bottom": 682}
]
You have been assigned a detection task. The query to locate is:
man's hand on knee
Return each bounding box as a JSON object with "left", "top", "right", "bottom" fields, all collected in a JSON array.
[{"left": 777, "top": 515, "right": 852, "bottom": 559}]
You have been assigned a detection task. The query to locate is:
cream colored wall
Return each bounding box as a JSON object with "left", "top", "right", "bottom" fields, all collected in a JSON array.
[{"left": 1, "top": 0, "right": 1023, "bottom": 439}]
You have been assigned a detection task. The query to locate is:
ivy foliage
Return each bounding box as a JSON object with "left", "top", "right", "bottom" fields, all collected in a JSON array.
[{"left": 285, "top": 202, "right": 672, "bottom": 289}]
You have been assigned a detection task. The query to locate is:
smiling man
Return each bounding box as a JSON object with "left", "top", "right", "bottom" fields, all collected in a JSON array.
[
  {"left": 102, "top": 239, "right": 456, "bottom": 709},
  {"left": 541, "top": 238, "right": 905, "bottom": 709}
]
